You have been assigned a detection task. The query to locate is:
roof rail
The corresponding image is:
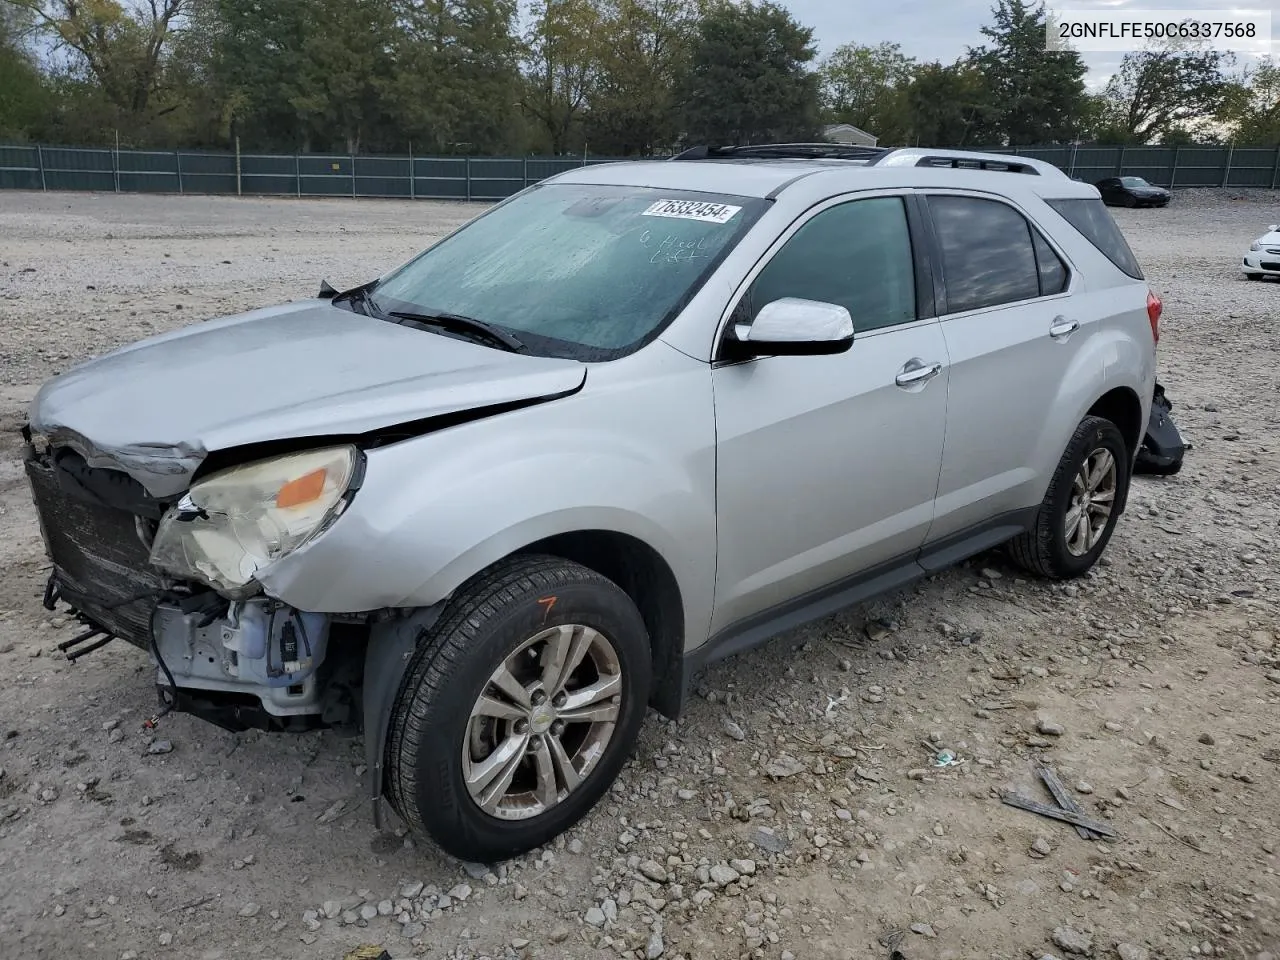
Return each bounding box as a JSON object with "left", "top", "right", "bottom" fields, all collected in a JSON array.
[
  {"left": 871, "top": 147, "right": 1068, "bottom": 178},
  {"left": 671, "top": 143, "right": 890, "bottom": 163}
]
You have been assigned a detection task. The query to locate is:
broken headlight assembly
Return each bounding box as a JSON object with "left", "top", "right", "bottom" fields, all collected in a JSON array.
[{"left": 149, "top": 446, "right": 361, "bottom": 596}]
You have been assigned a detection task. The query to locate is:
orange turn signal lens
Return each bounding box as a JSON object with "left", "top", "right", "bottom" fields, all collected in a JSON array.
[{"left": 275, "top": 468, "right": 327, "bottom": 508}]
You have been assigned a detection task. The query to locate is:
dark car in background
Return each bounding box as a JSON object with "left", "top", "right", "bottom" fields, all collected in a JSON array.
[{"left": 1094, "top": 176, "right": 1171, "bottom": 208}]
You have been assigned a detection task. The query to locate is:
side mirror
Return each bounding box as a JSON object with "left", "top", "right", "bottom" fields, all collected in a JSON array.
[{"left": 729, "top": 298, "right": 854, "bottom": 358}]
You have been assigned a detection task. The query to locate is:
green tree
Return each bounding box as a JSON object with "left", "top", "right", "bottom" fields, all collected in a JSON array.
[
  {"left": 1098, "top": 45, "right": 1233, "bottom": 144},
  {"left": 818, "top": 41, "right": 914, "bottom": 144},
  {"left": 386, "top": 0, "right": 522, "bottom": 155},
  {"left": 967, "top": 0, "right": 1087, "bottom": 144},
  {"left": 903, "top": 60, "right": 996, "bottom": 146},
  {"left": 521, "top": 0, "right": 604, "bottom": 154},
  {"left": 583, "top": 0, "right": 701, "bottom": 155},
  {"left": 212, "top": 0, "right": 396, "bottom": 152},
  {"left": 678, "top": 0, "right": 820, "bottom": 145},
  {"left": 1219, "top": 58, "right": 1280, "bottom": 145},
  {"left": 9, "top": 0, "right": 191, "bottom": 124},
  {"left": 0, "top": 2, "right": 52, "bottom": 139}
]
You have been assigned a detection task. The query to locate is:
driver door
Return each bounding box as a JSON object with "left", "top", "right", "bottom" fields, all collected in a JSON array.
[{"left": 710, "top": 194, "right": 950, "bottom": 634}]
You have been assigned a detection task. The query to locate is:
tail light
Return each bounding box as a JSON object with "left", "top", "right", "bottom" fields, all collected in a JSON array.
[{"left": 1146, "top": 289, "right": 1162, "bottom": 345}]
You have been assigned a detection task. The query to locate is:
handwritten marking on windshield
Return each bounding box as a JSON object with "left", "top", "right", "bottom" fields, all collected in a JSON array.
[
  {"left": 640, "top": 231, "right": 712, "bottom": 264},
  {"left": 641, "top": 199, "right": 742, "bottom": 224}
]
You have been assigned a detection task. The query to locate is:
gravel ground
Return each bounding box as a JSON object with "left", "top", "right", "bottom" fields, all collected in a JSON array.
[{"left": 0, "top": 189, "right": 1278, "bottom": 960}]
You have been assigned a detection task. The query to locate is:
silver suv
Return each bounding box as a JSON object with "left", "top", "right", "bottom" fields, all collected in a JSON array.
[{"left": 23, "top": 145, "right": 1160, "bottom": 862}]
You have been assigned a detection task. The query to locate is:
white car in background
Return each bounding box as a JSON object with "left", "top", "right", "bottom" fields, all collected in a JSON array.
[{"left": 1244, "top": 224, "right": 1280, "bottom": 280}]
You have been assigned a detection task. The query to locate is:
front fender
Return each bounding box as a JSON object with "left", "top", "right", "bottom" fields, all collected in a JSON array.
[{"left": 259, "top": 349, "right": 717, "bottom": 644}]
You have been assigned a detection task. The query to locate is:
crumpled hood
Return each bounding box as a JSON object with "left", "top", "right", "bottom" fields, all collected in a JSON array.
[{"left": 29, "top": 300, "right": 586, "bottom": 498}]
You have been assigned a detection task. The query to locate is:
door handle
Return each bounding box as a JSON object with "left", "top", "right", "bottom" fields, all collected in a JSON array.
[
  {"left": 895, "top": 359, "right": 943, "bottom": 387},
  {"left": 1049, "top": 316, "right": 1079, "bottom": 338}
]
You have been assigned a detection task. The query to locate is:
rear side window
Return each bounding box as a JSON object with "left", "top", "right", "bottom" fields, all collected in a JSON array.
[
  {"left": 1032, "top": 231, "right": 1068, "bottom": 295},
  {"left": 928, "top": 196, "right": 1040, "bottom": 313},
  {"left": 1045, "top": 198, "right": 1144, "bottom": 280}
]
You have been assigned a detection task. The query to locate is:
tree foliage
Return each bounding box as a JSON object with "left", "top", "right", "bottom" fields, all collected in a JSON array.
[
  {"left": 818, "top": 41, "right": 914, "bottom": 144},
  {"left": 967, "top": 0, "right": 1087, "bottom": 144},
  {"left": 679, "top": 0, "right": 820, "bottom": 145},
  {"left": 1219, "top": 58, "right": 1280, "bottom": 146},
  {"left": 1097, "top": 45, "right": 1232, "bottom": 144}
]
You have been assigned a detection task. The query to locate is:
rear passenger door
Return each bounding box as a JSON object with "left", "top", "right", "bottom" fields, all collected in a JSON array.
[{"left": 922, "top": 192, "right": 1079, "bottom": 547}]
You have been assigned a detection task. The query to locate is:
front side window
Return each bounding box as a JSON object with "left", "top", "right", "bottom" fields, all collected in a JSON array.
[
  {"left": 369, "top": 184, "right": 766, "bottom": 360},
  {"left": 739, "top": 196, "right": 917, "bottom": 334},
  {"left": 928, "top": 195, "right": 1041, "bottom": 313}
]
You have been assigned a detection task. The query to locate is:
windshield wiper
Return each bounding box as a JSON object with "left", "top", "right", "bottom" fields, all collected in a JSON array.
[{"left": 388, "top": 310, "right": 525, "bottom": 353}]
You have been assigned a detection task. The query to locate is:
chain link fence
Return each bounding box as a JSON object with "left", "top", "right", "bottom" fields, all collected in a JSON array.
[{"left": 3, "top": 142, "right": 1279, "bottom": 198}]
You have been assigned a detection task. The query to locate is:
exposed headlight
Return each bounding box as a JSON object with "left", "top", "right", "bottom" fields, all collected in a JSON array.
[
  {"left": 150, "top": 446, "right": 360, "bottom": 596},
  {"left": 1250, "top": 241, "right": 1262, "bottom": 251}
]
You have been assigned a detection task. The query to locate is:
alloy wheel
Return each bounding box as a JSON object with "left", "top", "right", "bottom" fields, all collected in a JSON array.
[{"left": 1065, "top": 447, "right": 1117, "bottom": 556}]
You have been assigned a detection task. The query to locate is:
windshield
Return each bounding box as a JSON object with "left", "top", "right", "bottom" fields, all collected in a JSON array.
[
  {"left": 369, "top": 183, "right": 766, "bottom": 360},
  {"left": 1121, "top": 177, "right": 1152, "bottom": 189}
]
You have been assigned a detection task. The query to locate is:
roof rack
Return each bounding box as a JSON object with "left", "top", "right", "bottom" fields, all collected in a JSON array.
[
  {"left": 671, "top": 143, "right": 891, "bottom": 163},
  {"left": 670, "top": 143, "right": 1068, "bottom": 179}
]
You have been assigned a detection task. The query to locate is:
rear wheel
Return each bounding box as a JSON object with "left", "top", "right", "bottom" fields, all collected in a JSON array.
[
  {"left": 385, "top": 555, "right": 651, "bottom": 862},
  {"left": 1009, "top": 416, "right": 1130, "bottom": 579}
]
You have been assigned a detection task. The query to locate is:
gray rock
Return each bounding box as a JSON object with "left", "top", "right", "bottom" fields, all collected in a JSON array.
[
  {"left": 511, "top": 938, "right": 530, "bottom": 950},
  {"left": 340, "top": 909, "right": 359, "bottom": 925},
  {"left": 646, "top": 932, "right": 665, "bottom": 959},
  {"left": 1198, "top": 733, "right": 1215, "bottom": 745},
  {"left": 910, "top": 922, "right": 937, "bottom": 938},
  {"left": 512, "top": 883, "right": 528, "bottom": 901},
  {"left": 399, "top": 881, "right": 423, "bottom": 899},
  {"left": 461, "top": 861, "right": 489, "bottom": 880},
  {"left": 751, "top": 827, "right": 790, "bottom": 853},
  {"left": 1116, "top": 945, "right": 1149, "bottom": 960},
  {"left": 601, "top": 897, "right": 618, "bottom": 922},
  {"left": 358, "top": 903, "right": 378, "bottom": 921},
  {"left": 376, "top": 899, "right": 393, "bottom": 916},
  {"left": 238, "top": 902, "right": 260, "bottom": 918},
  {"left": 729, "top": 858, "right": 757, "bottom": 876},
  {"left": 158, "top": 931, "right": 173, "bottom": 945},
  {"left": 708, "top": 863, "right": 740, "bottom": 887},
  {"left": 1030, "top": 836, "right": 1052, "bottom": 857},
  {"left": 147, "top": 739, "right": 173, "bottom": 755},
  {"left": 722, "top": 718, "right": 746, "bottom": 741},
  {"left": 447, "top": 883, "right": 472, "bottom": 902},
  {"left": 1036, "top": 717, "right": 1065, "bottom": 737},
  {"left": 584, "top": 906, "right": 606, "bottom": 927},
  {"left": 639, "top": 859, "right": 669, "bottom": 883},
  {"left": 1076, "top": 781, "right": 1094, "bottom": 795},
  {"left": 764, "top": 756, "right": 806, "bottom": 778},
  {"left": 321, "top": 900, "right": 342, "bottom": 919},
  {"left": 1052, "top": 926, "right": 1093, "bottom": 955},
  {"left": 315, "top": 799, "right": 346, "bottom": 823},
  {"left": 402, "top": 922, "right": 425, "bottom": 938}
]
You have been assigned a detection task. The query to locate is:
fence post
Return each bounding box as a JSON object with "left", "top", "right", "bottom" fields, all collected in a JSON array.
[
  {"left": 36, "top": 144, "right": 46, "bottom": 191},
  {"left": 113, "top": 130, "right": 120, "bottom": 193},
  {"left": 235, "top": 136, "right": 242, "bottom": 196},
  {"left": 351, "top": 152, "right": 357, "bottom": 199},
  {"left": 175, "top": 150, "right": 183, "bottom": 194},
  {"left": 1117, "top": 144, "right": 1126, "bottom": 176},
  {"left": 1271, "top": 146, "right": 1280, "bottom": 190},
  {"left": 1222, "top": 142, "right": 1233, "bottom": 188},
  {"left": 465, "top": 156, "right": 471, "bottom": 201},
  {"left": 1068, "top": 141, "right": 1077, "bottom": 178},
  {"left": 523, "top": 156, "right": 529, "bottom": 188},
  {"left": 1169, "top": 146, "right": 1179, "bottom": 188},
  {"left": 409, "top": 142, "right": 415, "bottom": 200},
  {"left": 295, "top": 153, "right": 301, "bottom": 197}
]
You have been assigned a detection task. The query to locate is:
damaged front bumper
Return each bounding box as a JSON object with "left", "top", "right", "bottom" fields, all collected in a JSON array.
[{"left": 23, "top": 432, "right": 355, "bottom": 731}]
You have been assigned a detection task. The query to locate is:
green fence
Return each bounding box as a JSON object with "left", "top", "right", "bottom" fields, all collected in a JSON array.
[
  {"left": 0, "top": 144, "right": 629, "bottom": 200},
  {"left": 982, "top": 143, "right": 1280, "bottom": 188},
  {"left": 2, "top": 142, "right": 1279, "bottom": 197}
]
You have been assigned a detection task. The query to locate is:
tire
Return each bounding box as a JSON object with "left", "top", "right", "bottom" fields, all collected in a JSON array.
[
  {"left": 1245, "top": 273, "right": 1263, "bottom": 281},
  {"left": 1123, "top": 196, "right": 1138, "bottom": 208},
  {"left": 385, "top": 554, "right": 651, "bottom": 862},
  {"left": 1008, "top": 416, "right": 1130, "bottom": 579}
]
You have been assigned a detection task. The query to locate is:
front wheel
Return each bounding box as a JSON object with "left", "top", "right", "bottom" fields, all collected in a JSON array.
[
  {"left": 1009, "top": 416, "right": 1130, "bottom": 579},
  {"left": 384, "top": 555, "right": 652, "bottom": 862}
]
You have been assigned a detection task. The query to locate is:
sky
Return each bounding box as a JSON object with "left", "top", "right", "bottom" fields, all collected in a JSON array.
[{"left": 782, "top": 0, "right": 1278, "bottom": 89}]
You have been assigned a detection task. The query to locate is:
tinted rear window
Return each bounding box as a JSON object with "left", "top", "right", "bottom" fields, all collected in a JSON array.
[{"left": 1045, "top": 198, "right": 1144, "bottom": 280}]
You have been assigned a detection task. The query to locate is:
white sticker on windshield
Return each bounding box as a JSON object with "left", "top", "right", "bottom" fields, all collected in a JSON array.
[{"left": 641, "top": 199, "right": 742, "bottom": 224}]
